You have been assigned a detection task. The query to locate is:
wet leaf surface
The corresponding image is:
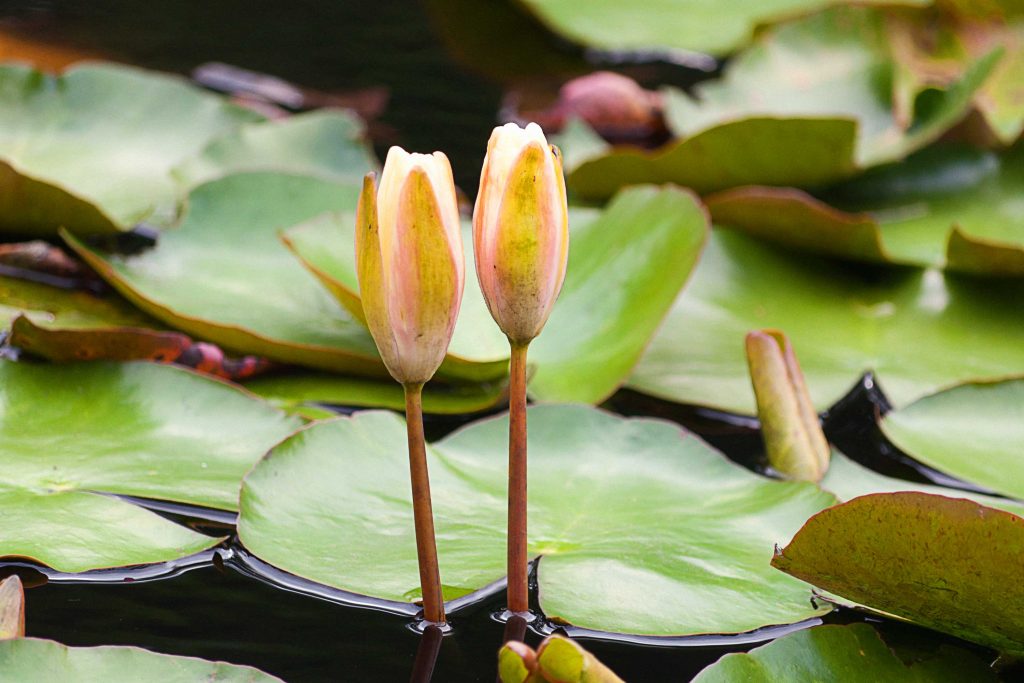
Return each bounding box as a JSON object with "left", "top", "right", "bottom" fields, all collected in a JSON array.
[
  {"left": 628, "top": 230, "right": 1024, "bottom": 414},
  {"left": 0, "top": 62, "right": 259, "bottom": 235},
  {"left": 239, "top": 404, "right": 834, "bottom": 636},
  {"left": 0, "top": 638, "right": 282, "bottom": 682},
  {"left": 880, "top": 379, "right": 1024, "bottom": 500},
  {"left": 773, "top": 492, "right": 1024, "bottom": 655},
  {"left": 692, "top": 623, "right": 998, "bottom": 681}
]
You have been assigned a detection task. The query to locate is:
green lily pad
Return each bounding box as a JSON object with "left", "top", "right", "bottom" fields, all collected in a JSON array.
[
  {"left": 0, "top": 360, "right": 300, "bottom": 512},
  {"left": 65, "top": 173, "right": 411, "bottom": 378},
  {"left": 513, "top": 0, "right": 927, "bottom": 56},
  {"left": 239, "top": 404, "right": 835, "bottom": 636},
  {"left": 0, "top": 274, "right": 190, "bottom": 362},
  {"left": 773, "top": 491, "right": 1024, "bottom": 655},
  {"left": 880, "top": 379, "right": 1024, "bottom": 501},
  {"left": 823, "top": 451, "right": 1024, "bottom": 515},
  {"left": 174, "top": 109, "right": 378, "bottom": 187},
  {"left": 0, "top": 62, "right": 259, "bottom": 236},
  {"left": 244, "top": 371, "right": 506, "bottom": 415},
  {"left": 708, "top": 144, "right": 1024, "bottom": 275},
  {"left": 692, "top": 623, "right": 998, "bottom": 682},
  {"left": 0, "top": 638, "right": 282, "bottom": 682},
  {"left": 283, "top": 185, "right": 708, "bottom": 403},
  {"left": 564, "top": 8, "right": 997, "bottom": 200},
  {"left": 567, "top": 118, "right": 859, "bottom": 201},
  {"left": 628, "top": 229, "right": 1024, "bottom": 414},
  {"left": 665, "top": 9, "right": 995, "bottom": 167}
]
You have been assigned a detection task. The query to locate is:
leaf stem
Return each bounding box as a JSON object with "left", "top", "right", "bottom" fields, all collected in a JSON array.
[
  {"left": 403, "top": 382, "right": 446, "bottom": 624},
  {"left": 507, "top": 341, "right": 530, "bottom": 613}
]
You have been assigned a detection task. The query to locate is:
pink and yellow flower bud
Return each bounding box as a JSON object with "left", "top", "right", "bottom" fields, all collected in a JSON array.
[
  {"left": 356, "top": 146, "right": 464, "bottom": 386},
  {"left": 473, "top": 122, "right": 569, "bottom": 345}
]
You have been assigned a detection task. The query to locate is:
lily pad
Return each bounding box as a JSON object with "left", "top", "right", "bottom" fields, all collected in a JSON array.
[
  {"left": 0, "top": 274, "right": 190, "bottom": 362},
  {"left": 692, "top": 623, "right": 998, "bottom": 682},
  {"left": 244, "top": 371, "right": 506, "bottom": 415},
  {"left": 65, "top": 173, "right": 419, "bottom": 378},
  {"left": 880, "top": 379, "right": 1024, "bottom": 501},
  {"left": 665, "top": 8, "right": 996, "bottom": 166},
  {"left": 565, "top": 8, "right": 997, "bottom": 200},
  {"left": 628, "top": 229, "right": 1024, "bottom": 414},
  {"left": 773, "top": 492, "right": 1024, "bottom": 654},
  {"left": 708, "top": 144, "right": 1024, "bottom": 274},
  {"left": 0, "top": 638, "right": 282, "bottom": 682},
  {"left": 513, "top": 0, "right": 927, "bottom": 56},
  {"left": 0, "top": 62, "right": 259, "bottom": 235},
  {"left": 0, "top": 360, "right": 300, "bottom": 512},
  {"left": 239, "top": 404, "right": 835, "bottom": 636},
  {"left": 283, "top": 185, "right": 709, "bottom": 403},
  {"left": 173, "top": 109, "right": 378, "bottom": 187},
  {"left": 823, "top": 451, "right": 1024, "bottom": 515}
]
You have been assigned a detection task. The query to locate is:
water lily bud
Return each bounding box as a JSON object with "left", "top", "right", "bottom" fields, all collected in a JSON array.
[
  {"left": 473, "top": 122, "right": 569, "bottom": 345},
  {"left": 356, "top": 147, "right": 464, "bottom": 385},
  {"left": 745, "top": 329, "right": 830, "bottom": 482}
]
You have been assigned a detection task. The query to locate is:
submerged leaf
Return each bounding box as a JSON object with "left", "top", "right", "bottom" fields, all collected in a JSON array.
[
  {"left": 773, "top": 492, "right": 1024, "bottom": 655},
  {"left": 239, "top": 404, "right": 834, "bottom": 636}
]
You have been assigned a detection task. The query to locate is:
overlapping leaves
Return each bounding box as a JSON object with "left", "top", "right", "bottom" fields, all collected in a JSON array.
[
  {"left": 0, "top": 361, "right": 300, "bottom": 572},
  {"left": 238, "top": 404, "right": 835, "bottom": 636}
]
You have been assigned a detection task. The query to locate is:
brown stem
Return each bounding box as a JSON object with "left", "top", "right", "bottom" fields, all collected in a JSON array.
[
  {"left": 404, "top": 383, "right": 446, "bottom": 624},
  {"left": 507, "top": 342, "right": 530, "bottom": 614}
]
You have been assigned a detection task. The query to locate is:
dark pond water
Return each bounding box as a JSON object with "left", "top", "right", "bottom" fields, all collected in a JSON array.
[{"left": 0, "top": 1, "right": 1007, "bottom": 681}]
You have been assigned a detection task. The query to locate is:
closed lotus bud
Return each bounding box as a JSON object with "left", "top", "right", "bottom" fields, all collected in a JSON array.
[
  {"left": 356, "top": 147, "right": 464, "bottom": 385},
  {"left": 473, "top": 122, "right": 569, "bottom": 345}
]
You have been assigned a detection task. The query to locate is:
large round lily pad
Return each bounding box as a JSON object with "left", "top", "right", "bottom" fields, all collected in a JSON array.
[
  {"left": 239, "top": 404, "right": 834, "bottom": 636},
  {"left": 692, "top": 623, "right": 998, "bottom": 682},
  {"left": 0, "top": 638, "right": 282, "bottom": 682},
  {"left": 283, "top": 185, "right": 709, "bottom": 403},
  {"left": 880, "top": 379, "right": 1024, "bottom": 501},
  {"left": 0, "top": 62, "right": 259, "bottom": 235},
  {"left": 628, "top": 229, "right": 1024, "bottom": 414},
  {"left": 773, "top": 492, "right": 1024, "bottom": 655}
]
